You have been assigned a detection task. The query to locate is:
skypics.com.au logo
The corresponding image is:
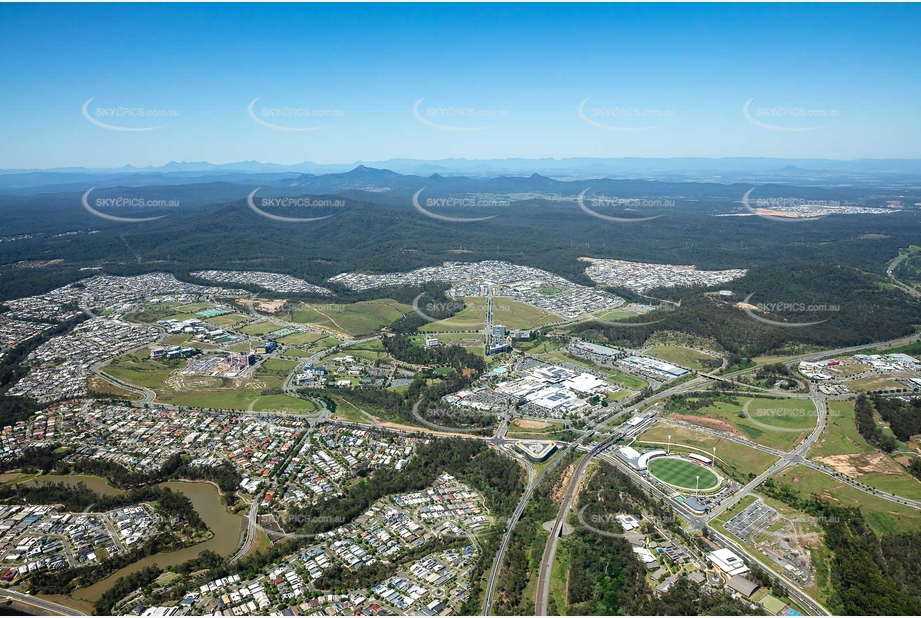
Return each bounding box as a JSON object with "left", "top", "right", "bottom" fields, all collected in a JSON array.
[
  {"left": 741, "top": 292, "right": 839, "bottom": 328},
  {"left": 412, "top": 189, "right": 508, "bottom": 223},
  {"left": 82, "top": 98, "right": 178, "bottom": 132},
  {"left": 412, "top": 98, "right": 509, "bottom": 132},
  {"left": 247, "top": 97, "right": 344, "bottom": 132},
  {"left": 742, "top": 97, "right": 839, "bottom": 132},
  {"left": 741, "top": 188, "right": 832, "bottom": 223},
  {"left": 740, "top": 399, "right": 836, "bottom": 435},
  {"left": 411, "top": 294, "right": 511, "bottom": 329},
  {"left": 578, "top": 98, "right": 675, "bottom": 132},
  {"left": 81, "top": 189, "right": 179, "bottom": 223},
  {"left": 591, "top": 301, "right": 676, "bottom": 329},
  {"left": 247, "top": 188, "right": 346, "bottom": 223},
  {"left": 412, "top": 402, "right": 496, "bottom": 436},
  {"left": 576, "top": 189, "right": 666, "bottom": 223}
]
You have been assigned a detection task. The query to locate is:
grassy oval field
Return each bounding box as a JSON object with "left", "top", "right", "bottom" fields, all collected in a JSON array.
[{"left": 647, "top": 456, "right": 719, "bottom": 490}]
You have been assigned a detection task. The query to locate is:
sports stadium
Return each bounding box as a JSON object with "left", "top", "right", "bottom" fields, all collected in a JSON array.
[{"left": 615, "top": 446, "right": 724, "bottom": 493}]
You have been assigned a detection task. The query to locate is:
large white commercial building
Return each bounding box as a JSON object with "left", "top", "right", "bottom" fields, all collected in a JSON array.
[{"left": 708, "top": 548, "right": 749, "bottom": 576}]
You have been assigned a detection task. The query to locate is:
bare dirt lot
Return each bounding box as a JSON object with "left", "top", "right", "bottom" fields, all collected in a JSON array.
[
  {"left": 814, "top": 452, "right": 902, "bottom": 477},
  {"left": 672, "top": 414, "right": 748, "bottom": 439},
  {"left": 515, "top": 419, "right": 552, "bottom": 430}
]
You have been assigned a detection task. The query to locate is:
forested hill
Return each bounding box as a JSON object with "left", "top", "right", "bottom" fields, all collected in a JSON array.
[{"left": 574, "top": 262, "right": 921, "bottom": 358}]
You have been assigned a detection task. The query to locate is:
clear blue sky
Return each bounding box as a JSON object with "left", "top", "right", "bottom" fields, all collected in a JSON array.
[{"left": 2, "top": 2, "right": 919, "bottom": 168}]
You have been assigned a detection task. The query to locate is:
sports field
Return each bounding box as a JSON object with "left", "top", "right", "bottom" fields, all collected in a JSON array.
[
  {"left": 647, "top": 456, "right": 719, "bottom": 490},
  {"left": 647, "top": 345, "right": 718, "bottom": 371},
  {"left": 419, "top": 297, "right": 557, "bottom": 332}
]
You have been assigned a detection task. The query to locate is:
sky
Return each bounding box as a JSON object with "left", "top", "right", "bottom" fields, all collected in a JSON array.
[{"left": 1, "top": 2, "right": 919, "bottom": 169}]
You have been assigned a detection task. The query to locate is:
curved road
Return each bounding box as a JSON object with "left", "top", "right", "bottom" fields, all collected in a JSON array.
[{"left": 229, "top": 493, "right": 262, "bottom": 564}]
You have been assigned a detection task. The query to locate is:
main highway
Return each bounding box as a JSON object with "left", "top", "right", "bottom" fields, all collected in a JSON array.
[
  {"left": 480, "top": 439, "right": 576, "bottom": 615},
  {"left": 533, "top": 446, "right": 601, "bottom": 615},
  {"left": 524, "top": 330, "right": 921, "bottom": 617},
  {"left": 229, "top": 492, "right": 263, "bottom": 564},
  {"left": 0, "top": 589, "right": 85, "bottom": 616},
  {"left": 87, "top": 298, "right": 921, "bottom": 614},
  {"left": 482, "top": 370, "right": 705, "bottom": 615}
]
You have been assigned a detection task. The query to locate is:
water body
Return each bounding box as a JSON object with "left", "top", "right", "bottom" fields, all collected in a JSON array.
[
  {"left": 24, "top": 474, "right": 125, "bottom": 497},
  {"left": 30, "top": 478, "right": 247, "bottom": 603}
]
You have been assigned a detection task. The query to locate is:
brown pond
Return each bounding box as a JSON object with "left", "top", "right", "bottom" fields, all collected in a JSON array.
[{"left": 22, "top": 478, "right": 248, "bottom": 603}]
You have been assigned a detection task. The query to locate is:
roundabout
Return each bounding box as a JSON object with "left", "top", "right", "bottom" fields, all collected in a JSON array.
[{"left": 646, "top": 456, "right": 721, "bottom": 492}]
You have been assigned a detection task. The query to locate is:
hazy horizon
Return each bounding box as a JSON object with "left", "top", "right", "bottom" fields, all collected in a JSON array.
[{"left": 2, "top": 3, "right": 919, "bottom": 169}]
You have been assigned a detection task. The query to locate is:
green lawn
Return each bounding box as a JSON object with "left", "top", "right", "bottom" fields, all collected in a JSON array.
[
  {"left": 295, "top": 336, "right": 344, "bottom": 356},
  {"left": 261, "top": 358, "right": 298, "bottom": 372},
  {"left": 280, "top": 348, "right": 313, "bottom": 358},
  {"left": 635, "top": 423, "right": 779, "bottom": 481},
  {"left": 239, "top": 321, "right": 279, "bottom": 336},
  {"left": 606, "top": 389, "right": 632, "bottom": 402},
  {"left": 512, "top": 338, "right": 562, "bottom": 354},
  {"left": 411, "top": 332, "right": 483, "bottom": 348},
  {"left": 419, "top": 298, "right": 486, "bottom": 332},
  {"left": 128, "top": 302, "right": 183, "bottom": 323},
  {"left": 176, "top": 302, "right": 212, "bottom": 313},
  {"left": 807, "top": 400, "right": 921, "bottom": 500},
  {"left": 159, "top": 334, "right": 195, "bottom": 346},
  {"left": 286, "top": 299, "right": 411, "bottom": 337},
  {"left": 489, "top": 298, "right": 559, "bottom": 330},
  {"left": 86, "top": 376, "right": 142, "bottom": 401},
  {"left": 809, "top": 400, "right": 875, "bottom": 459},
  {"left": 647, "top": 456, "right": 719, "bottom": 490},
  {"left": 328, "top": 394, "right": 376, "bottom": 424},
  {"left": 350, "top": 338, "right": 385, "bottom": 352},
  {"left": 856, "top": 471, "right": 921, "bottom": 501},
  {"left": 548, "top": 535, "right": 571, "bottom": 615},
  {"left": 102, "top": 350, "right": 316, "bottom": 412},
  {"left": 676, "top": 397, "right": 816, "bottom": 450},
  {"left": 774, "top": 465, "right": 921, "bottom": 535},
  {"left": 329, "top": 348, "right": 388, "bottom": 362},
  {"left": 161, "top": 388, "right": 316, "bottom": 412},
  {"left": 203, "top": 313, "right": 247, "bottom": 328},
  {"left": 277, "top": 331, "right": 324, "bottom": 346},
  {"left": 248, "top": 394, "right": 319, "bottom": 414},
  {"left": 419, "top": 297, "right": 557, "bottom": 333},
  {"left": 595, "top": 309, "right": 638, "bottom": 321},
  {"left": 102, "top": 350, "right": 177, "bottom": 390},
  {"left": 647, "top": 345, "right": 718, "bottom": 371}
]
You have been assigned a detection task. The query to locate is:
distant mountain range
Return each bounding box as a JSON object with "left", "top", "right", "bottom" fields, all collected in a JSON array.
[
  {"left": 0, "top": 162, "right": 900, "bottom": 211},
  {"left": 3, "top": 157, "right": 921, "bottom": 199},
  {"left": 5, "top": 156, "right": 921, "bottom": 182}
]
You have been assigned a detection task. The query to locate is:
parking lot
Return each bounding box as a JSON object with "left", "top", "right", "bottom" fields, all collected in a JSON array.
[{"left": 725, "top": 499, "right": 777, "bottom": 541}]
